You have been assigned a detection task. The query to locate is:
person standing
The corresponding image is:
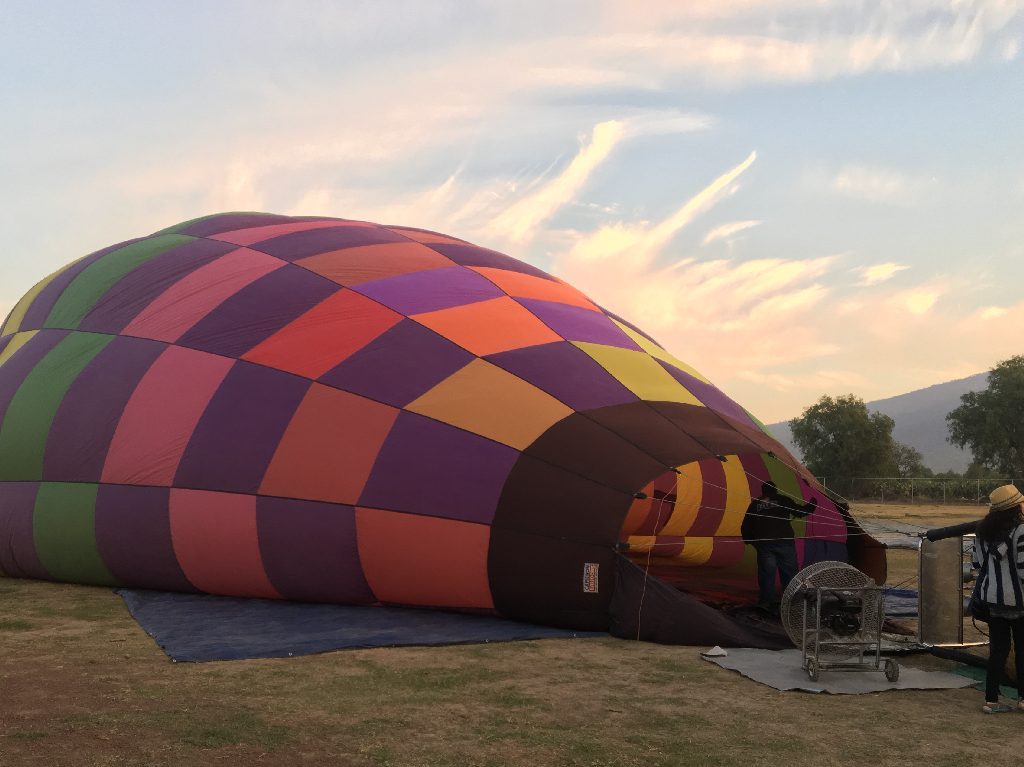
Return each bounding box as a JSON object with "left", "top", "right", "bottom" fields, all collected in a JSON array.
[
  {"left": 972, "top": 484, "right": 1024, "bottom": 714},
  {"left": 741, "top": 480, "right": 816, "bottom": 614}
]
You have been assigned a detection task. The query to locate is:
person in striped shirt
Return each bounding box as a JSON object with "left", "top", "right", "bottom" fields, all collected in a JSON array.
[{"left": 972, "top": 484, "right": 1024, "bottom": 713}]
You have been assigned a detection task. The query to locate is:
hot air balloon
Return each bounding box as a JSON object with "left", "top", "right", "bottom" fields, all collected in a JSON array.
[{"left": 0, "top": 212, "right": 884, "bottom": 646}]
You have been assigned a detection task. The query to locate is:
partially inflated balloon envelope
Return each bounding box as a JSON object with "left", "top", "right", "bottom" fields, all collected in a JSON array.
[{"left": 0, "top": 213, "right": 884, "bottom": 645}]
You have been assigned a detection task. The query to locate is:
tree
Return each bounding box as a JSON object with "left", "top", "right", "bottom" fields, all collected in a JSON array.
[
  {"left": 892, "top": 442, "right": 931, "bottom": 478},
  {"left": 947, "top": 356, "right": 1024, "bottom": 478},
  {"left": 963, "top": 462, "right": 1004, "bottom": 480},
  {"left": 789, "top": 394, "right": 898, "bottom": 491}
]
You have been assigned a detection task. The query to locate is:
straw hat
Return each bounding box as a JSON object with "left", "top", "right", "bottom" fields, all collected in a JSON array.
[{"left": 989, "top": 484, "right": 1024, "bottom": 512}]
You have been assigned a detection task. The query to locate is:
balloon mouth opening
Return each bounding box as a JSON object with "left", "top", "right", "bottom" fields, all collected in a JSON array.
[
  {"left": 616, "top": 456, "right": 756, "bottom": 604},
  {"left": 615, "top": 452, "right": 884, "bottom": 605}
]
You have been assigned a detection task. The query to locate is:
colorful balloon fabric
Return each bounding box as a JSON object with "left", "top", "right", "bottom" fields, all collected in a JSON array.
[{"left": 0, "top": 213, "right": 882, "bottom": 638}]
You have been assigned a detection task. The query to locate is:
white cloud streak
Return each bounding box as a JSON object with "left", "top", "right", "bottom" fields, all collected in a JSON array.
[
  {"left": 547, "top": 151, "right": 848, "bottom": 385},
  {"left": 856, "top": 262, "right": 910, "bottom": 286},
  {"left": 486, "top": 121, "right": 626, "bottom": 243},
  {"left": 896, "top": 286, "right": 945, "bottom": 315},
  {"left": 703, "top": 219, "right": 762, "bottom": 246},
  {"left": 596, "top": 0, "right": 1024, "bottom": 85},
  {"left": 831, "top": 164, "right": 928, "bottom": 205}
]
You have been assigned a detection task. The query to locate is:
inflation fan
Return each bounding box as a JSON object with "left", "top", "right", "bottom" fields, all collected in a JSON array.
[{"left": 780, "top": 560, "right": 899, "bottom": 682}]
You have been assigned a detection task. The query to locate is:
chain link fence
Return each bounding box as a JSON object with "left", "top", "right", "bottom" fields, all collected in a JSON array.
[{"left": 821, "top": 477, "right": 1023, "bottom": 505}]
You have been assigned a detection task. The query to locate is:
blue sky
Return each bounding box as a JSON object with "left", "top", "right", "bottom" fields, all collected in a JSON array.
[{"left": 2, "top": 1, "right": 1022, "bottom": 421}]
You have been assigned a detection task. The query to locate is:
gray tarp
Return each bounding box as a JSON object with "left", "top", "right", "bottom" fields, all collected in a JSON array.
[{"left": 704, "top": 648, "right": 973, "bottom": 694}]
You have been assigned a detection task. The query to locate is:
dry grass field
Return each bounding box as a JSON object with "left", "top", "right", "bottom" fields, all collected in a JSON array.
[
  {"left": 855, "top": 501, "right": 984, "bottom": 528},
  {"left": 854, "top": 502, "right": 982, "bottom": 585},
  {"left": 2, "top": 502, "right": 1023, "bottom": 767}
]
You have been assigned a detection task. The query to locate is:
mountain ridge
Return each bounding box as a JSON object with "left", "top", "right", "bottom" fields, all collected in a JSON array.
[{"left": 766, "top": 372, "right": 989, "bottom": 473}]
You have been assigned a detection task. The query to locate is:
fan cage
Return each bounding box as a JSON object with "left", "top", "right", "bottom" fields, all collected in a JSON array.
[{"left": 781, "top": 560, "right": 883, "bottom": 660}]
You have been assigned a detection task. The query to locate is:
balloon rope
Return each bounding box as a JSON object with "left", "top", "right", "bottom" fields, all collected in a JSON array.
[
  {"left": 628, "top": 466, "right": 901, "bottom": 546},
  {"left": 634, "top": 466, "right": 675, "bottom": 638},
  {"left": 631, "top": 530, "right": 883, "bottom": 547},
  {"left": 665, "top": 465, "right": 915, "bottom": 537},
  {"left": 642, "top": 474, "right": 853, "bottom": 534}
]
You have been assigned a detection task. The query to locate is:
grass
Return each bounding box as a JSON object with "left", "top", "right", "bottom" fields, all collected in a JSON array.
[
  {"left": 0, "top": 619, "right": 35, "bottom": 631},
  {"left": 7, "top": 731, "right": 48, "bottom": 741},
  {"left": 2, "top": 502, "right": 1024, "bottom": 765},
  {"left": 57, "top": 706, "right": 295, "bottom": 751}
]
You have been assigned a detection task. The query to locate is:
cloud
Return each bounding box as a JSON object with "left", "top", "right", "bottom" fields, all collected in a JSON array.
[
  {"left": 721, "top": 270, "right": 1024, "bottom": 421},
  {"left": 485, "top": 121, "right": 626, "bottom": 243},
  {"left": 6, "top": 0, "right": 1021, "bottom": 425},
  {"left": 43, "top": 0, "right": 1012, "bottom": 270},
  {"left": 855, "top": 262, "right": 910, "bottom": 286},
  {"left": 830, "top": 164, "right": 927, "bottom": 205},
  {"left": 549, "top": 151, "right": 849, "bottom": 384},
  {"left": 547, "top": 151, "right": 758, "bottom": 294},
  {"left": 484, "top": 141, "right": 1000, "bottom": 422},
  {"left": 520, "top": 65, "right": 647, "bottom": 89},
  {"left": 702, "top": 219, "right": 762, "bottom": 246},
  {"left": 594, "top": 1, "right": 1023, "bottom": 85},
  {"left": 82, "top": 0, "right": 1016, "bottom": 235},
  {"left": 287, "top": 173, "right": 462, "bottom": 230},
  {"left": 622, "top": 112, "right": 715, "bottom": 137},
  {"left": 269, "top": 108, "right": 713, "bottom": 255},
  {"left": 896, "top": 286, "right": 944, "bottom": 315},
  {"left": 646, "top": 151, "right": 757, "bottom": 254},
  {"left": 979, "top": 306, "right": 1009, "bottom": 319},
  {"left": 737, "top": 368, "right": 873, "bottom": 393},
  {"left": 600, "top": 0, "right": 1021, "bottom": 29},
  {"left": 497, "top": 130, "right": 1009, "bottom": 422}
]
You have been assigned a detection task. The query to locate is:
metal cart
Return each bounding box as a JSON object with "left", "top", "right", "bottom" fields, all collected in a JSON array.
[{"left": 798, "top": 585, "right": 900, "bottom": 682}]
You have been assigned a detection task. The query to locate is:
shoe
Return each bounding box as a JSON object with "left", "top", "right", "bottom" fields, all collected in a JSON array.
[
  {"left": 982, "top": 701, "right": 1013, "bottom": 713},
  {"left": 1017, "top": 699, "right": 1024, "bottom": 712}
]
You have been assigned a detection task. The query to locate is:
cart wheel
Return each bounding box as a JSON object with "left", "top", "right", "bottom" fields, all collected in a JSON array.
[
  {"left": 884, "top": 659, "right": 899, "bottom": 683},
  {"left": 806, "top": 659, "right": 819, "bottom": 682}
]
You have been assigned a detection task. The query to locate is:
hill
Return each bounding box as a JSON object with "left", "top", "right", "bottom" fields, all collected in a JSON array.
[{"left": 767, "top": 372, "right": 989, "bottom": 473}]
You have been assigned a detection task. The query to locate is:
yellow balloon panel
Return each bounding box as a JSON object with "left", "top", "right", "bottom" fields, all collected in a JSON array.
[{"left": 660, "top": 462, "right": 702, "bottom": 536}]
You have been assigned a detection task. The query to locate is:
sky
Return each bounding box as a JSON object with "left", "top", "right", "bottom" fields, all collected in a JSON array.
[{"left": 2, "top": 0, "right": 1022, "bottom": 423}]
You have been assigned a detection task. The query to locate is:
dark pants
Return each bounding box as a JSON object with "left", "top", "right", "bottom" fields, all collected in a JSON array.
[
  {"left": 986, "top": 615, "right": 1024, "bottom": 702},
  {"left": 755, "top": 541, "right": 798, "bottom": 607}
]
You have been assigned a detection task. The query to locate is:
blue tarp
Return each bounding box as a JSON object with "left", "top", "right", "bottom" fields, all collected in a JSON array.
[
  {"left": 118, "top": 587, "right": 921, "bottom": 663},
  {"left": 118, "top": 590, "right": 603, "bottom": 662},
  {"left": 883, "top": 587, "right": 981, "bottom": 621},
  {"left": 882, "top": 586, "right": 919, "bottom": 618}
]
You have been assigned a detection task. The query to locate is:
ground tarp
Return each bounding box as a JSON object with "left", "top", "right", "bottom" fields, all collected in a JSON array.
[
  {"left": 704, "top": 648, "right": 974, "bottom": 694},
  {"left": 118, "top": 590, "right": 603, "bottom": 662},
  {"left": 882, "top": 586, "right": 919, "bottom": 617}
]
